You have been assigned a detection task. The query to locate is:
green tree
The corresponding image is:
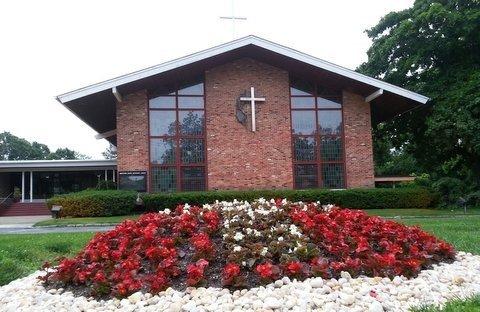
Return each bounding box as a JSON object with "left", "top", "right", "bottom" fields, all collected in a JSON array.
[
  {"left": 0, "top": 131, "right": 88, "bottom": 160},
  {"left": 0, "top": 132, "right": 50, "bottom": 160},
  {"left": 359, "top": 0, "right": 480, "bottom": 187},
  {"left": 102, "top": 144, "right": 117, "bottom": 160},
  {"left": 47, "top": 148, "right": 89, "bottom": 160}
]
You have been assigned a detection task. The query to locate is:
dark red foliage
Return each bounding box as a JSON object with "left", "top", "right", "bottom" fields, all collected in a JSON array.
[
  {"left": 289, "top": 206, "right": 455, "bottom": 278},
  {"left": 42, "top": 203, "right": 455, "bottom": 298}
]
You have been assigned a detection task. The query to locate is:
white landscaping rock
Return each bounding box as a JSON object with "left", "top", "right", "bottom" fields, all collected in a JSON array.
[{"left": 0, "top": 252, "right": 480, "bottom": 311}]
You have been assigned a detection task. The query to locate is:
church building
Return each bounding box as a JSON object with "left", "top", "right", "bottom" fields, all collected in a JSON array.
[{"left": 1, "top": 36, "right": 429, "bottom": 205}]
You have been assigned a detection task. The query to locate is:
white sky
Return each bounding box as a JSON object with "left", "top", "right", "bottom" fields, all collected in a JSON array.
[{"left": 0, "top": 0, "right": 413, "bottom": 159}]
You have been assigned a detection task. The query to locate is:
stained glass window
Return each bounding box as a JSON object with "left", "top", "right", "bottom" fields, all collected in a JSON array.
[
  {"left": 149, "top": 78, "right": 206, "bottom": 192},
  {"left": 291, "top": 77, "right": 345, "bottom": 189}
]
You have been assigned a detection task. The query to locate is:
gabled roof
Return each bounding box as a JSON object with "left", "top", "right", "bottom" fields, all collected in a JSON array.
[{"left": 56, "top": 35, "right": 428, "bottom": 104}]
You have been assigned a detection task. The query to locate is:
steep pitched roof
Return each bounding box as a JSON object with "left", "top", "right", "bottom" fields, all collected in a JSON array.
[{"left": 56, "top": 35, "right": 428, "bottom": 104}]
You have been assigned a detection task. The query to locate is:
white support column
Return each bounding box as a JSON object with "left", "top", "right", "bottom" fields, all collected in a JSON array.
[
  {"left": 30, "top": 171, "right": 33, "bottom": 202},
  {"left": 105, "top": 170, "right": 108, "bottom": 181},
  {"left": 21, "top": 171, "right": 25, "bottom": 202},
  {"left": 112, "top": 169, "right": 116, "bottom": 182}
]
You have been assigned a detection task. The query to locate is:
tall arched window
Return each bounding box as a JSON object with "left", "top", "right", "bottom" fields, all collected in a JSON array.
[
  {"left": 290, "top": 77, "right": 345, "bottom": 189},
  {"left": 149, "top": 78, "right": 206, "bottom": 192}
]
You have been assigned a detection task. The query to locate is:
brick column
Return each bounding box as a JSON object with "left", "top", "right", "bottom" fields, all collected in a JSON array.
[
  {"left": 343, "top": 90, "right": 375, "bottom": 188},
  {"left": 205, "top": 58, "right": 293, "bottom": 190},
  {"left": 116, "top": 90, "right": 150, "bottom": 190}
]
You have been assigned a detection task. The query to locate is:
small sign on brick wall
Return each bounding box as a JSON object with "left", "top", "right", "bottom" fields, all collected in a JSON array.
[{"left": 118, "top": 171, "right": 147, "bottom": 192}]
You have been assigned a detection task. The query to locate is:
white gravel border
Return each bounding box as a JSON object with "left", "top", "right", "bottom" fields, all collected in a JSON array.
[{"left": 1, "top": 252, "right": 479, "bottom": 312}]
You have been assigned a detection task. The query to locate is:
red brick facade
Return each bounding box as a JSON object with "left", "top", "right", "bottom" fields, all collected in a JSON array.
[
  {"left": 116, "top": 90, "right": 150, "bottom": 189},
  {"left": 205, "top": 58, "right": 294, "bottom": 190},
  {"left": 115, "top": 59, "right": 375, "bottom": 191},
  {"left": 343, "top": 91, "right": 375, "bottom": 188}
]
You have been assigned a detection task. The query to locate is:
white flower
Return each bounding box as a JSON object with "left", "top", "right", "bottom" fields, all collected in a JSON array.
[
  {"left": 234, "top": 232, "right": 244, "bottom": 241},
  {"left": 260, "top": 247, "right": 268, "bottom": 256},
  {"left": 281, "top": 198, "right": 288, "bottom": 205},
  {"left": 242, "top": 261, "right": 246, "bottom": 267},
  {"left": 223, "top": 233, "right": 229, "bottom": 239},
  {"left": 233, "top": 245, "right": 242, "bottom": 252},
  {"left": 163, "top": 208, "right": 171, "bottom": 215},
  {"left": 278, "top": 236, "right": 284, "bottom": 242},
  {"left": 246, "top": 228, "right": 253, "bottom": 235},
  {"left": 254, "top": 229, "right": 262, "bottom": 237},
  {"left": 184, "top": 203, "right": 191, "bottom": 209}
]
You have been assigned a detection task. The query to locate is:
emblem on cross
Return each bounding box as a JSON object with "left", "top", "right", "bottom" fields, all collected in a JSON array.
[{"left": 236, "top": 87, "right": 265, "bottom": 132}]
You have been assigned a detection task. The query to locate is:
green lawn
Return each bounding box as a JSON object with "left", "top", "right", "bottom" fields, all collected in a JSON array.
[
  {"left": 0, "top": 232, "right": 94, "bottom": 286},
  {"left": 401, "top": 215, "right": 480, "bottom": 254},
  {"left": 411, "top": 295, "right": 480, "bottom": 312},
  {"left": 34, "top": 214, "right": 140, "bottom": 227},
  {"left": 367, "top": 207, "right": 480, "bottom": 218}
]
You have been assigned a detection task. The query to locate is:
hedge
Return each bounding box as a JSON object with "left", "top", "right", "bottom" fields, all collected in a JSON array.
[
  {"left": 47, "top": 187, "right": 437, "bottom": 218},
  {"left": 47, "top": 190, "right": 137, "bottom": 218}
]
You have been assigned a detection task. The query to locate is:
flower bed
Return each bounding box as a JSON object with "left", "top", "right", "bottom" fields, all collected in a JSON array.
[{"left": 41, "top": 199, "right": 455, "bottom": 298}]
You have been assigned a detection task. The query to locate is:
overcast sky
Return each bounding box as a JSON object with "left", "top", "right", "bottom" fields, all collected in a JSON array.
[{"left": 0, "top": 0, "right": 413, "bottom": 159}]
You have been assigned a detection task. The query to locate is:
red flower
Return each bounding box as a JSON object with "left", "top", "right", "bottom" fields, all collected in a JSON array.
[
  {"left": 186, "top": 259, "right": 209, "bottom": 286},
  {"left": 255, "top": 262, "right": 280, "bottom": 281},
  {"left": 284, "top": 261, "right": 303, "bottom": 277},
  {"left": 190, "top": 232, "right": 214, "bottom": 258},
  {"left": 222, "top": 263, "right": 241, "bottom": 286}
]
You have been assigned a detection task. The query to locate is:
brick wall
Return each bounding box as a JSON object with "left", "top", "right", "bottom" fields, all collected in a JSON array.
[
  {"left": 343, "top": 90, "right": 375, "bottom": 188},
  {"left": 116, "top": 90, "right": 150, "bottom": 189},
  {"left": 205, "top": 58, "right": 294, "bottom": 190}
]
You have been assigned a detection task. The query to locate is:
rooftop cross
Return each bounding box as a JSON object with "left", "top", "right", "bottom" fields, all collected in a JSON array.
[{"left": 220, "top": 0, "right": 247, "bottom": 39}]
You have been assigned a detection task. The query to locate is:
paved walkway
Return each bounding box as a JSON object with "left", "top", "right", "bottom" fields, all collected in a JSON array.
[
  {"left": 0, "top": 215, "right": 51, "bottom": 228},
  {"left": 0, "top": 225, "right": 114, "bottom": 234}
]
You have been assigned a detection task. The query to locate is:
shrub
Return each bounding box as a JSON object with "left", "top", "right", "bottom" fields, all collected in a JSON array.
[
  {"left": 48, "top": 187, "right": 437, "bottom": 218},
  {"left": 142, "top": 187, "right": 436, "bottom": 211},
  {"left": 42, "top": 199, "right": 455, "bottom": 298},
  {"left": 47, "top": 190, "right": 137, "bottom": 218},
  {"left": 432, "top": 177, "right": 466, "bottom": 206}
]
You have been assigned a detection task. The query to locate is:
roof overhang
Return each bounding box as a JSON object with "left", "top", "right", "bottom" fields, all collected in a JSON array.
[
  {"left": 0, "top": 159, "right": 117, "bottom": 172},
  {"left": 56, "top": 35, "right": 429, "bottom": 141}
]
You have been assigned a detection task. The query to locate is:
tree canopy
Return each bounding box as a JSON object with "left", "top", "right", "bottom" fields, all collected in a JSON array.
[
  {"left": 359, "top": 0, "right": 480, "bottom": 188},
  {"left": 0, "top": 132, "right": 88, "bottom": 161}
]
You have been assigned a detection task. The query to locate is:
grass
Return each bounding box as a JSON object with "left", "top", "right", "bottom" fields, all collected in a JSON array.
[
  {"left": 0, "top": 232, "right": 94, "bottom": 286},
  {"left": 32, "top": 208, "right": 480, "bottom": 227},
  {"left": 401, "top": 215, "right": 480, "bottom": 254},
  {"left": 33, "top": 214, "right": 140, "bottom": 227},
  {"left": 367, "top": 207, "right": 480, "bottom": 218},
  {"left": 411, "top": 295, "right": 480, "bottom": 312}
]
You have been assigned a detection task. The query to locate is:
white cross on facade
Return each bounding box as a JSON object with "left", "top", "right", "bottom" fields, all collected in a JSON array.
[{"left": 240, "top": 87, "right": 265, "bottom": 132}]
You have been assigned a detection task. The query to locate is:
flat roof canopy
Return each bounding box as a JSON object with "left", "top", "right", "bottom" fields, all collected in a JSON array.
[
  {"left": 56, "top": 36, "right": 429, "bottom": 145},
  {"left": 0, "top": 159, "right": 117, "bottom": 172}
]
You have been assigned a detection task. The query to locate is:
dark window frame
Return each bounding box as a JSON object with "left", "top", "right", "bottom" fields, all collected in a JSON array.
[
  {"left": 290, "top": 77, "right": 346, "bottom": 189},
  {"left": 148, "top": 79, "right": 207, "bottom": 192}
]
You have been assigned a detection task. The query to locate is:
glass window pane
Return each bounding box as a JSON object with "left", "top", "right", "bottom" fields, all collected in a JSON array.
[
  {"left": 180, "top": 139, "right": 204, "bottom": 164},
  {"left": 291, "top": 97, "right": 315, "bottom": 109},
  {"left": 320, "top": 137, "right": 343, "bottom": 161},
  {"left": 290, "top": 78, "right": 314, "bottom": 96},
  {"left": 321, "top": 164, "right": 344, "bottom": 189},
  {"left": 179, "top": 111, "right": 204, "bottom": 135},
  {"left": 150, "top": 110, "right": 176, "bottom": 136},
  {"left": 152, "top": 167, "right": 176, "bottom": 192},
  {"left": 294, "top": 164, "right": 318, "bottom": 189},
  {"left": 178, "top": 96, "right": 204, "bottom": 109},
  {"left": 294, "top": 137, "right": 316, "bottom": 161},
  {"left": 150, "top": 139, "right": 176, "bottom": 165},
  {"left": 181, "top": 167, "right": 205, "bottom": 191},
  {"left": 317, "top": 97, "right": 342, "bottom": 109},
  {"left": 318, "top": 110, "right": 342, "bottom": 135},
  {"left": 150, "top": 96, "right": 175, "bottom": 108},
  {"left": 292, "top": 111, "right": 316, "bottom": 135},
  {"left": 178, "top": 83, "right": 204, "bottom": 95}
]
